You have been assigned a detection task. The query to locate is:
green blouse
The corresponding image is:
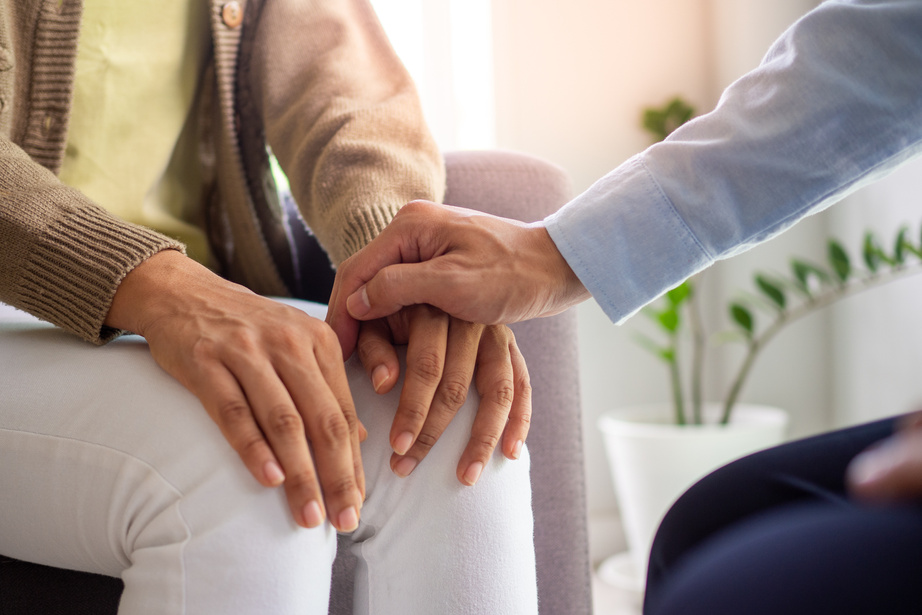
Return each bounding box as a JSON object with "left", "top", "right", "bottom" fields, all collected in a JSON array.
[{"left": 59, "top": 0, "right": 213, "bottom": 264}]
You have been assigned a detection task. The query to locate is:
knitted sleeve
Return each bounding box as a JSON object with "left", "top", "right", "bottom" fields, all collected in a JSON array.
[
  {"left": 0, "top": 138, "right": 184, "bottom": 344},
  {"left": 242, "top": 0, "right": 445, "bottom": 265}
]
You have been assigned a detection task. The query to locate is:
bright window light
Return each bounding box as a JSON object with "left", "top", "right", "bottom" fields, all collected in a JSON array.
[{"left": 369, "top": 0, "right": 495, "bottom": 150}]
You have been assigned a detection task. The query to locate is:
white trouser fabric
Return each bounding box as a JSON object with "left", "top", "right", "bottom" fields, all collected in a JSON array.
[{"left": 0, "top": 300, "right": 537, "bottom": 614}]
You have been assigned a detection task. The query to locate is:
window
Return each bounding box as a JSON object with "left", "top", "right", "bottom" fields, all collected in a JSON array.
[{"left": 369, "top": 0, "right": 495, "bottom": 150}]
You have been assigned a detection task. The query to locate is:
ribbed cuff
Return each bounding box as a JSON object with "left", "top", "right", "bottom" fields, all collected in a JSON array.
[{"left": 14, "top": 206, "right": 185, "bottom": 344}]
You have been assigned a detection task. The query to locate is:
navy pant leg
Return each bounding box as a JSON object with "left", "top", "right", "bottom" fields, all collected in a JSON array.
[{"left": 644, "top": 416, "right": 922, "bottom": 615}]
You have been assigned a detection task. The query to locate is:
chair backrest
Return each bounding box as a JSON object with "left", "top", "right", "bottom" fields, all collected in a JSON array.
[{"left": 328, "top": 150, "right": 592, "bottom": 614}]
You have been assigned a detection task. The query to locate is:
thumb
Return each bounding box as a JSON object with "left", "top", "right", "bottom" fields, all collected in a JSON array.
[{"left": 346, "top": 262, "right": 438, "bottom": 321}]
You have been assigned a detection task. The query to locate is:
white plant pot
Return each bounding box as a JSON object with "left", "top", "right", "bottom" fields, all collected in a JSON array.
[{"left": 597, "top": 403, "right": 789, "bottom": 591}]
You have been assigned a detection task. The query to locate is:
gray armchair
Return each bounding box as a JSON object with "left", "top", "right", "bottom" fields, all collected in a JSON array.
[{"left": 0, "top": 150, "right": 591, "bottom": 614}]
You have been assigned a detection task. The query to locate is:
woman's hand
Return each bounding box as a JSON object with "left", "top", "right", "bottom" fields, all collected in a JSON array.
[
  {"left": 106, "top": 250, "right": 365, "bottom": 532},
  {"left": 848, "top": 411, "right": 922, "bottom": 502},
  {"left": 355, "top": 306, "right": 532, "bottom": 485}
]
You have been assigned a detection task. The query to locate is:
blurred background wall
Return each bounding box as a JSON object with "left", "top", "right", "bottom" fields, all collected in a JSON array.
[{"left": 370, "top": 0, "right": 922, "bottom": 560}]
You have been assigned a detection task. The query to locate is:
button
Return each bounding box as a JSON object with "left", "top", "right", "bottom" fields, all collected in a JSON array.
[{"left": 221, "top": 1, "right": 243, "bottom": 29}]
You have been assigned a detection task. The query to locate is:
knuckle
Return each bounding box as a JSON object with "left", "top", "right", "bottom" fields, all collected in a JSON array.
[
  {"left": 264, "top": 406, "right": 305, "bottom": 438},
  {"left": 284, "top": 468, "right": 319, "bottom": 492},
  {"left": 398, "top": 402, "right": 429, "bottom": 427},
  {"left": 215, "top": 399, "right": 253, "bottom": 428},
  {"left": 487, "top": 379, "right": 516, "bottom": 408},
  {"left": 324, "top": 474, "right": 358, "bottom": 499},
  {"left": 437, "top": 378, "right": 470, "bottom": 409},
  {"left": 518, "top": 377, "right": 533, "bottom": 400},
  {"left": 357, "top": 335, "right": 389, "bottom": 365},
  {"left": 235, "top": 432, "right": 268, "bottom": 459},
  {"left": 515, "top": 411, "right": 533, "bottom": 427},
  {"left": 471, "top": 431, "right": 501, "bottom": 452},
  {"left": 189, "top": 336, "right": 218, "bottom": 363},
  {"left": 315, "top": 323, "right": 341, "bottom": 350},
  {"left": 408, "top": 349, "right": 443, "bottom": 383},
  {"left": 312, "top": 412, "right": 351, "bottom": 447},
  {"left": 414, "top": 430, "right": 439, "bottom": 452}
]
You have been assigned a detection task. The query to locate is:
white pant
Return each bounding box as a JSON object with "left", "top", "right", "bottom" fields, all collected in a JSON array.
[{"left": 0, "top": 301, "right": 537, "bottom": 614}]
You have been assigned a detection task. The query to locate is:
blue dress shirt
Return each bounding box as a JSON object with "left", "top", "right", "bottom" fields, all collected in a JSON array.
[{"left": 545, "top": 0, "right": 922, "bottom": 324}]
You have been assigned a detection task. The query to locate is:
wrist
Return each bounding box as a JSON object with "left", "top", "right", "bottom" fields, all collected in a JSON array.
[
  {"left": 531, "top": 226, "right": 590, "bottom": 316},
  {"left": 105, "top": 249, "right": 193, "bottom": 335}
]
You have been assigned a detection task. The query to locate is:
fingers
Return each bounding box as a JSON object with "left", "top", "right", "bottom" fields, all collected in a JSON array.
[
  {"left": 112, "top": 256, "right": 365, "bottom": 531},
  {"left": 190, "top": 361, "right": 288, "bottom": 490},
  {"left": 390, "top": 319, "right": 483, "bottom": 478},
  {"left": 848, "top": 427, "right": 922, "bottom": 502},
  {"left": 306, "top": 329, "right": 367, "bottom": 515},
  {"left": 344, "top": 260, "right": 479, "bottom": 324},
  {"left": 502, "top": 337, "right": 533, "bottom": 461},
  {"left": 221, "top": 327, "right": 363, "bottom": 532},
  {"left": 356, "top": 318, "right": 400, "bottom": 395},
  {"left": 456, "top": 326, "right": 532, "bottom": 486},
  {"left": 389, "top": 305, "right": 450, "bottom": 457},
  {"left": 327, "top": 200, "right": 440, "bottom": 358}
]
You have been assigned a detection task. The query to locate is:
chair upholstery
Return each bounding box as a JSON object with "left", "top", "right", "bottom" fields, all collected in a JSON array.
[{"left": 0, "top": 150, "right": 591, "bottom": 614}]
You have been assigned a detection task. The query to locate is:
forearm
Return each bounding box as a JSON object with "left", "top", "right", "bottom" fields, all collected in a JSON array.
[
  {"left": 0, "top": 139, "right": 183, "bottom": 344},
  {"left": 547, "top": 0, "right": 922, "bottom": 324},
  {"left": 247, "top": 0, "right": 445, "bottom": 265}
]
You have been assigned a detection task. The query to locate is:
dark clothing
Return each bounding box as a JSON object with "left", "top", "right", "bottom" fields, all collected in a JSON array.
[{"left": 645, "top": 416, "right": 922, "bottom": 615}]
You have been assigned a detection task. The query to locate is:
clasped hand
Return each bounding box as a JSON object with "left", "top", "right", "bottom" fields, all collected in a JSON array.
[{"left": 106, "top": 250, "right": 530, "bottom": 532}]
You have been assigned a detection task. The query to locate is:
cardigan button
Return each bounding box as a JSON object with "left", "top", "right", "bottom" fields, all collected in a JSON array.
[{"left": 221, "top": 1, "right": 244, "bottom": 29}]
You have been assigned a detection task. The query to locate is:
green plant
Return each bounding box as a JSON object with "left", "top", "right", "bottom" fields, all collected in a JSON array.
[{"left": 634, "top": 97, "right": 922, "bottom": 425}]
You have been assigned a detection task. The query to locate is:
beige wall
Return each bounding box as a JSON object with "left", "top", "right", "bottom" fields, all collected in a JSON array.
[{"left": 490, "top": 0, "right": 822, "bottom": 514}]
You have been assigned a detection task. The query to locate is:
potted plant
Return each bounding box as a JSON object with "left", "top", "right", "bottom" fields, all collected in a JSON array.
[{"left": 597, "top": 97, "right": 922, "bottom": 590}]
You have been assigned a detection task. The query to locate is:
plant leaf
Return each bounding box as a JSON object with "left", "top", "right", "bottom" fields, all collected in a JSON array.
[
  {"left": 791, "top": 259, "right": 830, "bottom": 296},
  {"left": 900, "top": 225, "right": 922, "bottom": 259},
  {"left": 863, "top": 231, "right": 894, "bottom": 271},
  {"left": 657, "top": 308, "right": 680, "bottom": 333},
  {"left": 754, "top": 274, "right": 786, "bottom": 311},
  {"left": 665, "top": 280, "right": 692, "bottom": 306},
  {"left": 894, "top": 226, "right": 909, "bottom": 265},
  {"left": 729, "top": 303, "right": 754, "bottom": 338},
  {"left": 827, "top": 239, "right": 851, "bottom": 283},
  {"left": 641, "top": 97, "right": 695, "bottom": 142}
]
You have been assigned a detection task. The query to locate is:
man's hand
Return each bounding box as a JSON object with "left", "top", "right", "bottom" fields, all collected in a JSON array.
[
  {"left": 355, "top": 306, "right": 531, "bottom": 485},
  {"left": 848, "top": 411, "right": 922, "bottom": 502},
  {"left": 326, "top": 200, "right": 590, "bottom": 359},
  {"left": 106, "top": 250, "right": 365, "bottom": 531}
]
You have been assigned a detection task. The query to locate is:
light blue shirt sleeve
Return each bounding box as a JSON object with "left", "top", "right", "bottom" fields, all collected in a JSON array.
[{"left": 545, "top": 0, "right": 922, "bottom": 324}]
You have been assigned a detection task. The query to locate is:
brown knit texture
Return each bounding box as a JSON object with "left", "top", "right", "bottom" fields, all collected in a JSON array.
[
  {"left": 1, "top": 0, "right": 183, "bottom": 343},
  {"left": 1, "top": 0, "right": 444, "bottom": 341},
  {"left": 244, "top": 0, "right": 446, "bottom": 265}
]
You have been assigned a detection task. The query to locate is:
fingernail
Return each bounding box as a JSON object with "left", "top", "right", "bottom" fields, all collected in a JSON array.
[
  {"left": 347, "top": 287, "right": 371, "bottom": 318},
  {"left": 264, "top": 460, "right": 285, "bottom": 486},
  {"left": 338, "top": 506, "right": 359, "bottom": 532},
  {"left": 512, "top": 440, "right": 524, "bottom": 460},
  {"left": 394, "top": 456, "right": 418, "bottom": 477},
  {"left": 463, "top": 461, "right": 484, "bottom": 486},
  {"left": 302, "top": 501, "right": 324, "bottom": 528},
  {"left": 372, "top": 364, "right": 390, "bottom": 393},
  {"left": 393, "top": 431, "right": 414, "bottom": 456}
]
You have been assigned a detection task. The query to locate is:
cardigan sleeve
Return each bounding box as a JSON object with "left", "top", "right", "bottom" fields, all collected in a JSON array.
[
  {"left": 242, "top": 0, "right": 445, "bottom": 265},
  {"left": 0, "top": 137, "right": 184, "bottom": 344}
]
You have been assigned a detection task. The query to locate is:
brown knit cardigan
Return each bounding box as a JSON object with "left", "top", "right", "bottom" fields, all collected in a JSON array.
[{"left": 0, "top": 0, "right": 445, "bottom": 343}]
